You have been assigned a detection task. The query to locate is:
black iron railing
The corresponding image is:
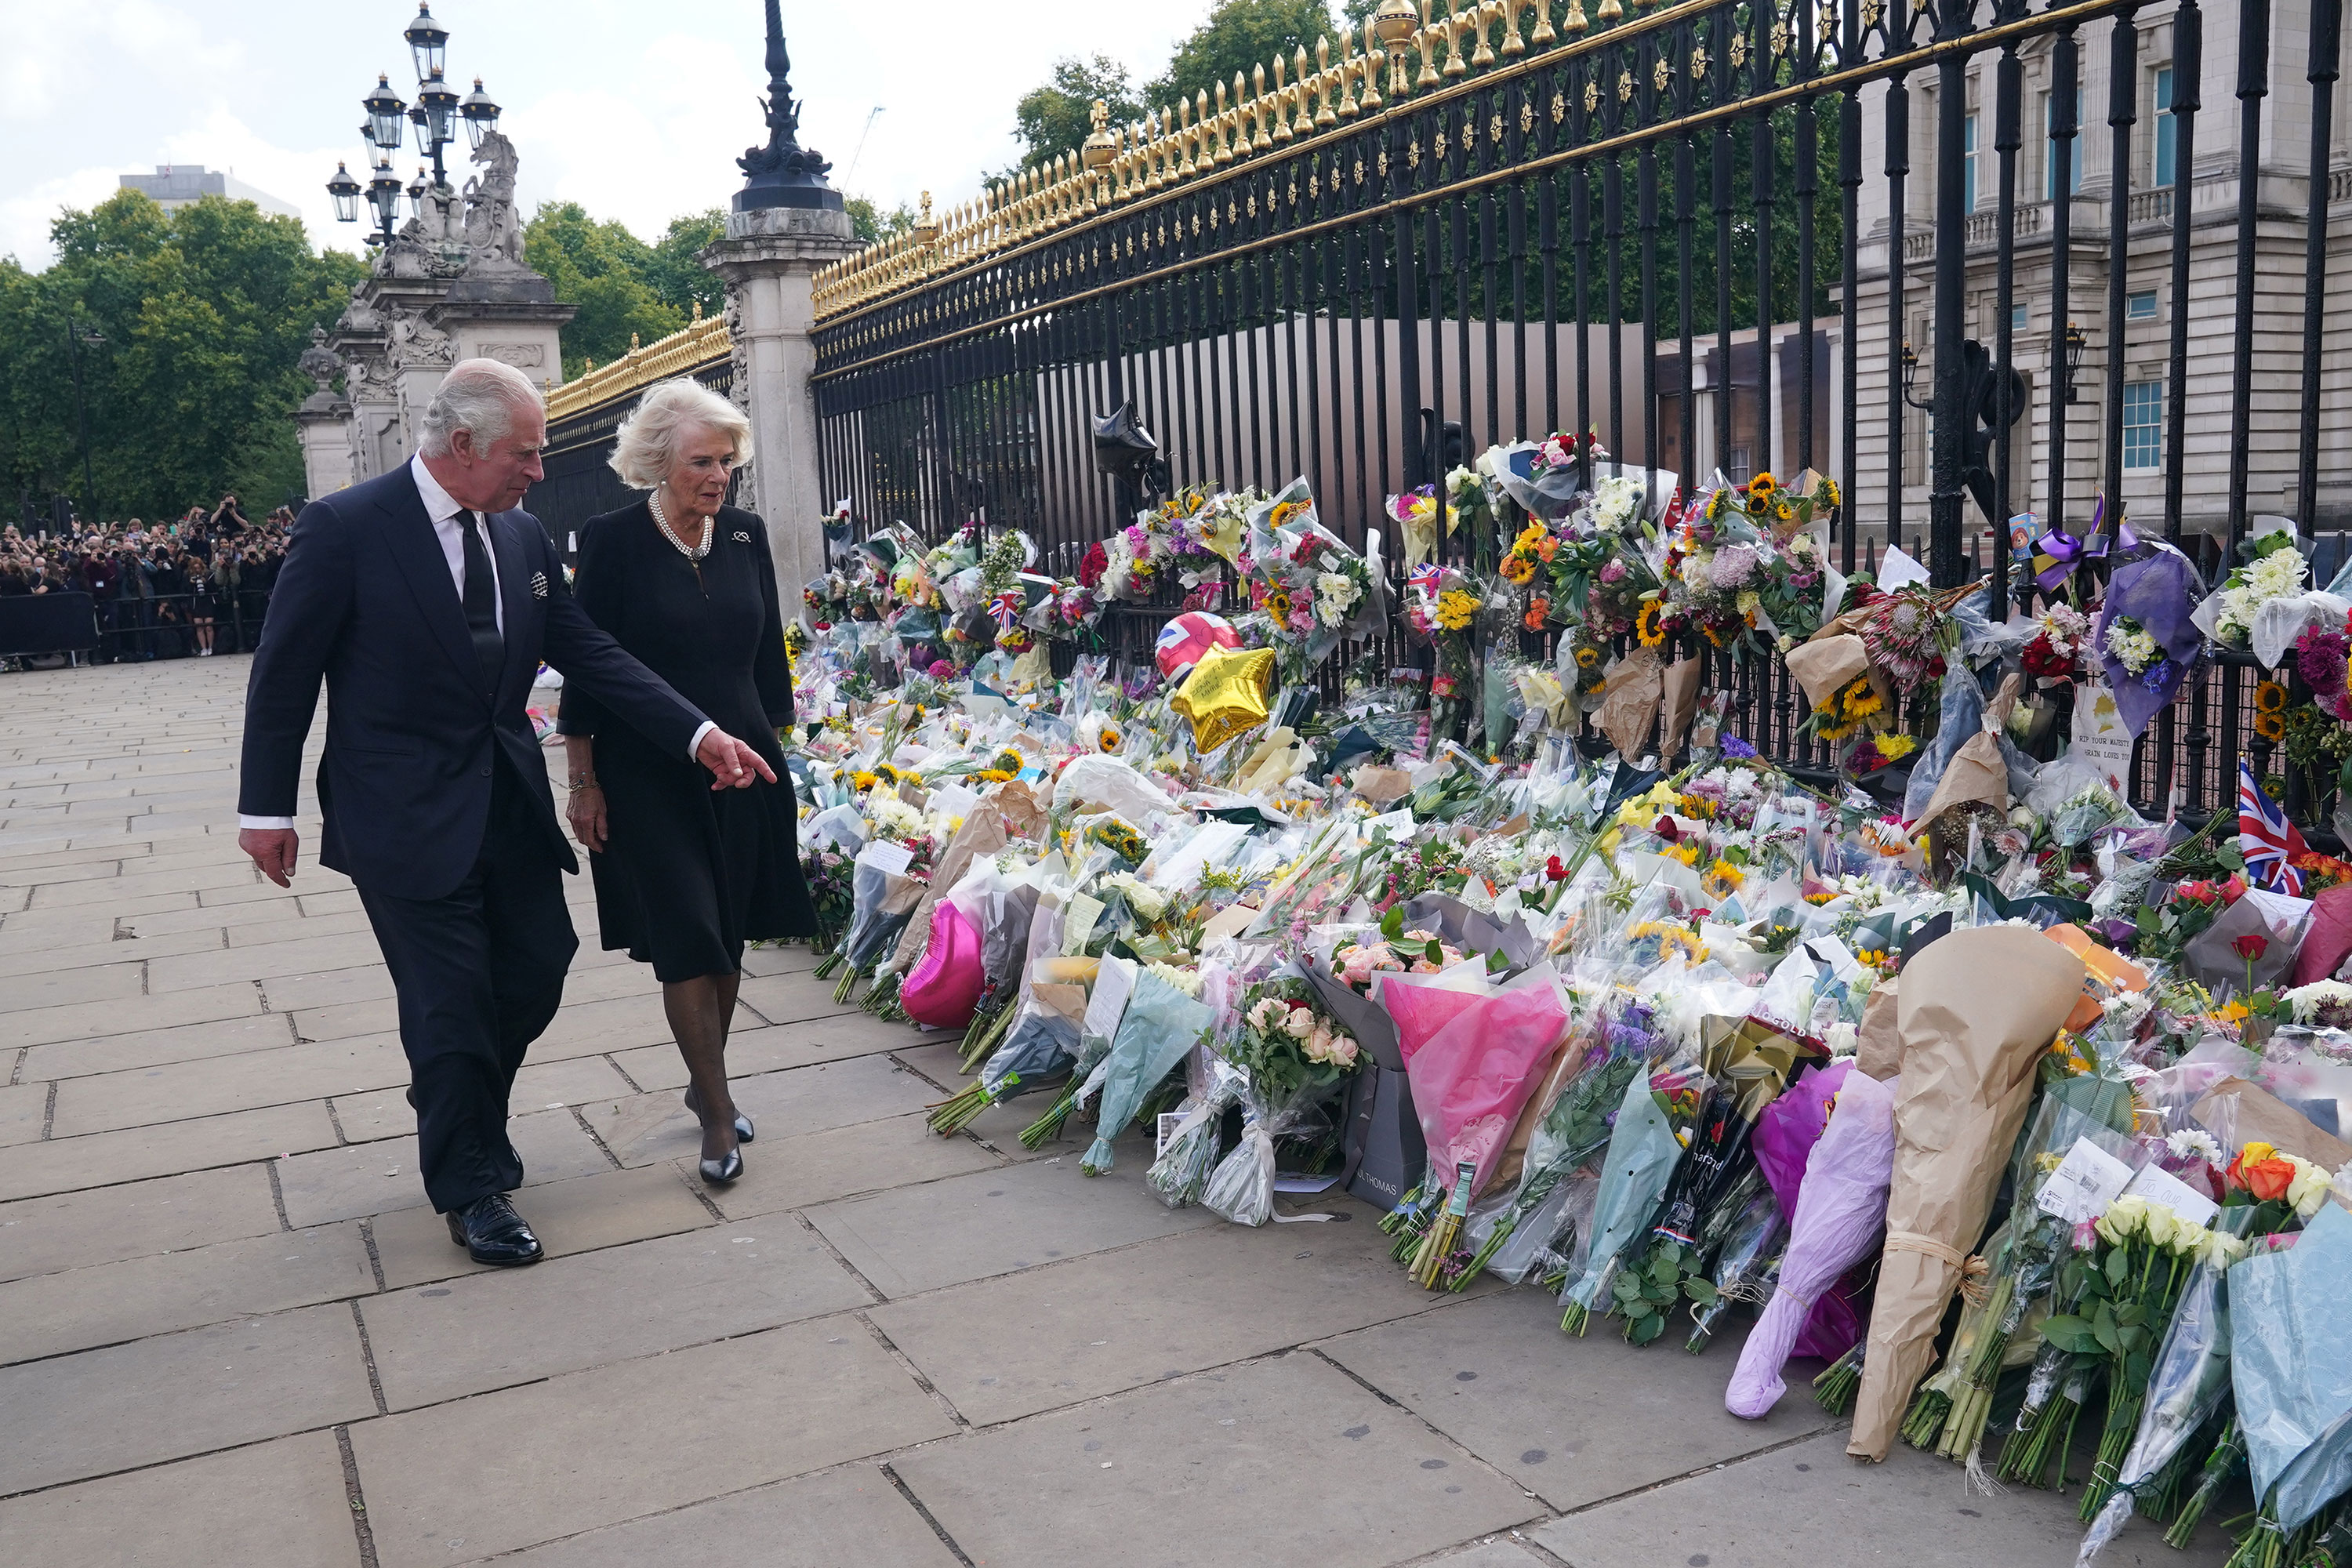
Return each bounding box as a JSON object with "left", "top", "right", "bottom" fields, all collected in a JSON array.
[{"left": 802, "top": 0, "right": 2344, "bottom": 823}]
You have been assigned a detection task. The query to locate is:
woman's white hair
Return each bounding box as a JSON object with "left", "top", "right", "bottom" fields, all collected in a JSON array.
[
  {"left": 608, "top": 377, "right": 754, "bottom": 490},
  {"left": 418, "top": 358, "right": 543, "bottom": 458}
]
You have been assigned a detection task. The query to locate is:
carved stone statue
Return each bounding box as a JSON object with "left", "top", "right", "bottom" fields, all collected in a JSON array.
[
  {"left": 336, "top": 285, "right": 383, "bottom": 335},
  {"left": 724, "top": 292, "right": 758, "bottom": 517},
  {"left": 460, "top": 130, "right": 528, "bottom": 272},
  {"left": 298, "top": 327, "right": 343, "bottom": 399},
  {"left": 383, "top": 308, "right": 456, "bottom": 370}
]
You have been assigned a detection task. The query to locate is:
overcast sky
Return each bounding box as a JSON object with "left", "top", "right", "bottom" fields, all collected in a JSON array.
[{"left": 3, "top": 0, "right": 1211, "bottom": 269}]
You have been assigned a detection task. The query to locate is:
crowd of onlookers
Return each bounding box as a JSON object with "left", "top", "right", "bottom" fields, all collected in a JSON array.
[{"left": 0, "top": 496, "right": 293, "bottom": 667}]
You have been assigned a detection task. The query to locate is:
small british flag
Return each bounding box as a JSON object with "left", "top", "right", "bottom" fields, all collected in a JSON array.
[{"left": 2238, "top": 760, "right": 2309, "bottom": 895}]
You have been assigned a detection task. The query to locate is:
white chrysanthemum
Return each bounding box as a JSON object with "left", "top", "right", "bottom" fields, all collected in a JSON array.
[
  {"left": 2167, "top": 1128, "right": 2224, "bottom": 1166},
  {"left": 2282, "top": 980, "right": 2352, "bottom": 1023}
]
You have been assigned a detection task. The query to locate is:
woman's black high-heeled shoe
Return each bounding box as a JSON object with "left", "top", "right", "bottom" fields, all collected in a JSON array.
[
  {"left": 699, "top": 1146, "right": 743, "bottom": 1185},
  {"left": 683, "top": 1086, "right": 753, "bottom": 1142}
]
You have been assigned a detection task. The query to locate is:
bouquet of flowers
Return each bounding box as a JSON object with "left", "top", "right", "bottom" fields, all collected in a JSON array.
[
  {"left": 2198, "top": 524, "right": 2314, "bottom": 658},
  {"left": 2024, "top": 604, "right": 2094, "bottom": 684},
  {"left": 1240, "top": 477, "right": 1381, "bottom": 675},
  {"left": 1558, "top": 1058, "right": 1700, "bottom": 1334},
  {"left": 801, "top": 840, "right": 856, "bottom": 953},
  {"left": 1080, "top": 964, "right": 1215, "bottom": 1176},
  {"left": 1402, "top": 564, "right": 1486, "bottom": 742}
]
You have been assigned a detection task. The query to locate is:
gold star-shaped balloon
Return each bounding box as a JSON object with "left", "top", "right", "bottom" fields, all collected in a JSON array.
[{"left": 1171, "top": 644, "right": 1276, "bottom": 752}]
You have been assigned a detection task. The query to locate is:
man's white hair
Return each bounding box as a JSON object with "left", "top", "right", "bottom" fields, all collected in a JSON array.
[
  {"left": 418, "top": 358, "right": 543, "bottom": 459},
  {"left": 608, "top": 377, "right": 753, "bottom": 490}
]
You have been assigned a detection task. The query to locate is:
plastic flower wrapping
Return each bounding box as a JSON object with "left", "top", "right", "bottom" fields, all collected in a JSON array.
[{"left": 776, "top": 440, "right": 2352, "bottom": 1563}]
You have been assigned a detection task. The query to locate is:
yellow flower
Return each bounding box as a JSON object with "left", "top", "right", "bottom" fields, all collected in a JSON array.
[
  {"left": 1265, "top": 590, "right": 1292, "bottom": 620},
  {"left": 1668, "top": 841, "right": 1703, "bottom": 866},
  {"left": 1098, "top": 727, "right": 1123, "bottom": 753},
  {"left": 1514, "top": 521, "right": 1549, "bottom": 554},
  {"left": 2256, "top": 710, "right": 2288, "bottom": 742},
  {"left": 850, "top": 771, "right": 880, "bottom": 791},
  {"left": 1842, "top": 678, "right": 1884, "bottom": 720},
  {"left": 1501, "top": 554, "right": 1536, "bottom": 585},
  {"left": 1574, "top": 644, "right": 1601, "bottom": 669},
  {"left": 2255, "top": 681, "right": 2288, "bottom": 715},
  {"left": 1635, "top": 601, "right": 1666, "bottom": 647},
  {"left": 1269, "top": 499, "right": 1308, "bottom": 530},
  {"left": 1873, "top": 732, "right": 1918, "bottom": 762},
  {"left": 1436, "top": 589, "right": 1479, "bottom": 632},
  {"left": 1704, "top": 858, "right": 1745, "bottom": 895},
  {"left": 971, "top": 768, "right": 1014, "bottom": 784}
]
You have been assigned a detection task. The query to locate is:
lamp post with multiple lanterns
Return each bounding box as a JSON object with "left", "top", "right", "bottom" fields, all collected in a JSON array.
[{"left": 325, "top": 3, "right": 499, "bottom": 249}]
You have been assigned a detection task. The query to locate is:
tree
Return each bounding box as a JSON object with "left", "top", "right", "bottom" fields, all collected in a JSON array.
[
  {"left": 844, "top": 196, "right": 916, "bottom": 245},
  {"left": 1145, "top": 0, "right": 1341, "bottom": 118},
  {"left": 0, "top": 189, "right": 364, "bottom": 518},
  {"left": 521, "top": 201, "right": 684, "bottom": 377},
  {"left": 644, "top": 210, "right": 726, "bottom": 321},
  {"left": 1010, "top": 55, "right": 1143, "bottom": 174}
]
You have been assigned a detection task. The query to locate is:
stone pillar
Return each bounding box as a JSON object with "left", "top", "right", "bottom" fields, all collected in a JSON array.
[
  {"left": 702, "top": 205, "right": 858, "bottom": 597},
  {"left": 293, "top": 398, "right": 354, "bottom": 499}
]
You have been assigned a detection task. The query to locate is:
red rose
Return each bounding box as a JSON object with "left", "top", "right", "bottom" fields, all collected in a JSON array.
[
  {"left": 2234, "top": 933, "right": 2270, "bottom": 962},
  {"left": 1079, "top": 541, "right": 1107, "bottom": 588},
  {"left": 1546, "top": 855, "right": 1567, "bottom": 880}
]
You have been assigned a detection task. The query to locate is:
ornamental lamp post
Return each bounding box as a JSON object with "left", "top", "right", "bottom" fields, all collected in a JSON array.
[
  {"left": 459, "top": 78, "right": 501, "bottom": 150},
  {"left": 366, "top": 158, "right": 406, "bottom": 243},
  {"left": 363, "top": 74, "right": 408, "bottom": 151},
  {"left": 411, "top": 69, "right": 461, "bottom": 187},
  {"left": 2063, "top": 321, "right": 2090, "bottom": 405},
  {"left": 326, "top": 162, "right": 362, "bottom": 224},
  {"left": 403, "top": 2, "right": 449, "bottom": 80},
  {"left": 406, "top": 166, "right": 430, "bottom": 217}
]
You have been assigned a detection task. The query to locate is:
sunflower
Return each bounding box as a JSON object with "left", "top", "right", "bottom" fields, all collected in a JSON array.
[
  {"left": 1635, "top": 600, "right": 1667, "bottom": 647},
  {"left": 971, "top": 768, "right": 1014, "bottom": 784},
  {"left": 990, "top": 750, "right": 1024, "bottom": 774},
  {"left": 1773, "top": 497, "right": 1796, "bottom": 523},
  {"left": 2256, "top": 709, "right": 2288, "bottom": 742},
  {"left": 1265, "top": 590, "right": 1292, "bottom": 620},
  {"left": 1842, "top": 677, "right": 1885, "bottom": 720},
  {"left": 2255, "top": 680, "right": 2288, "bottom": 714},
  {"left": 850, "top": 770, "right": 880, "bottom": 792},
  {"left": 1098, "top": 727, "right": 1123, "bottom": 753},
  {"left": 1573, "top": 644, "right": 1602, "bottom": 668},
  {"left": 1701, "top": 858, "right": 1746, "bottom": 901},
  {"left": 1747, "top": 472, "right": 1777, "bottom": 499},
  {"left": 1269, "top": 499, "right": 1308, "bottom": 529}
]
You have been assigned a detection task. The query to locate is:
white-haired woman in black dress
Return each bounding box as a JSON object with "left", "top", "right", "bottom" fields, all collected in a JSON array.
[{"left": 559, "top": 377, "right": 815, "bottom": 1185}]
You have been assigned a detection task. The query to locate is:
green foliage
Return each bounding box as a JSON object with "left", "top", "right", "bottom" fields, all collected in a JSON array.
[
  {"left": 1146, "top": 0, "right": 1341, "bottom": 115},
  {"left": 844, "top": 196, "right": 917, "bottom": 245},
  {"left": 645, "top": 210, "right": 726, "bottom": 321},
  {"left": 1011, "top": 56, "right": 1142, "bottom": 174},
  {"left": 0, "top": 189, "right": 365, "bottom": 519},
  {"left": 522, "top": 201, "right": 686, "bottom": 379}
]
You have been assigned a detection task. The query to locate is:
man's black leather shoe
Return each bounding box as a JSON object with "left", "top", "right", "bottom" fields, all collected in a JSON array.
[{"left": 443, "top": 1192, "right": 543, "bottom": 1265}]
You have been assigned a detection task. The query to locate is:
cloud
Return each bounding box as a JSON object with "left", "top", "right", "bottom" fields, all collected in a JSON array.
[{"left": 0, "top": 168, "right": 123, "bottom": 268}]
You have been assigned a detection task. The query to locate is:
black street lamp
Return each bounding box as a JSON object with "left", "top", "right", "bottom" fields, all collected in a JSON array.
[
  {"left": 404, "top": 2, "right": 449, "bottom": 80},
  {"left": 459, "top": 78, "right": 501, "bottom": 151},
  {"left": 64, "top": 321, "right": 103, "bottom": 522},
  {"left": 2063, "top": 322, "right": 2090, "bottom": 405},
  {"left": 406, "top": 166, "right": 430, "bottom": 217},
  {"left": 326, "top": 162, "right": 362, "bottom": 224},
  {"left": 365, "top": 159, "right": 406, "bottom": 242},
  {"left": 363, "top": 74, "right": 408, "bottom": 151}
]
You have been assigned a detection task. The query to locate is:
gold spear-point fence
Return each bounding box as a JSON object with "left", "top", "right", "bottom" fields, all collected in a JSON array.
[
  {"left": 805, "top": 0, "right": 1670, "bottom": 322},
  {"left": 543, "top": 304, "right": 731, "bottom": 423}
]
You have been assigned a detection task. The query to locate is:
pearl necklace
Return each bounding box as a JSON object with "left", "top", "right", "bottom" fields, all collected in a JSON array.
[{"left": 648, "top": 490, "right": 713, "bottom": 561}]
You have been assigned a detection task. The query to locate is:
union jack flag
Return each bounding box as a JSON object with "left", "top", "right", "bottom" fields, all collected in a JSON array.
[
  {"left": 2238, "top": 760, "right": 2309, "bottom": 895},
  {"left": 1406, "top": 562, "right": 1445, "bottom": 600}
]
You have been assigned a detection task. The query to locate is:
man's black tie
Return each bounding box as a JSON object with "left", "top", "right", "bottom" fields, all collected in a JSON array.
[{"left": 459, "top": 510, "right": 503, "bottom": 700}]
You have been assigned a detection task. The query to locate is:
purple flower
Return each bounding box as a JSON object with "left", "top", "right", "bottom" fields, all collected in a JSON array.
[
  {"left": 1722, "top": 735, "right": 1758, "bottom": 759},
  {"left": 2296, "top": 630, "right": 2350, "bottom": 698},
  {"left": 1600, "top": 561, "right": 1628, "bottom": 584},
  {"left": 1708, "top": 544, "right": 1761, "bottom": 590}
]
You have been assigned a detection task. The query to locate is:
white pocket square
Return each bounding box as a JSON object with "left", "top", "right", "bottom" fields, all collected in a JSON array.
[{"left": 530, "top": 571, "right": 549, "bottom": 598}]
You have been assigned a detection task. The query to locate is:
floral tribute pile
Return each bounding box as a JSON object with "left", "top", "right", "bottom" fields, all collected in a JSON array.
[{"left": 781, "top": 454, "right": 2352, "bottom": 1566}]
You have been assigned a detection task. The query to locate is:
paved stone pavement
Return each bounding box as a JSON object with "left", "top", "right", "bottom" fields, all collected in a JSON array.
[{"left": 0, "top": 655, "right": 2231, "bottom": 1568}]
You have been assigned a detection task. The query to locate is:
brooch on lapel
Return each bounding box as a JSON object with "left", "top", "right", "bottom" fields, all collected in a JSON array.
[
  {"left": 530, "top": 571, "right": 549, "bottom": 599},
  {"left": 731, "top": 530, "right": 750, "bottom": 543}
]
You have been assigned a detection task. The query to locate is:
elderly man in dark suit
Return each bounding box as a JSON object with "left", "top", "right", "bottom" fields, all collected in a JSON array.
[{"left": 237, "top": 358, "right": 775, "bottom": 1265}]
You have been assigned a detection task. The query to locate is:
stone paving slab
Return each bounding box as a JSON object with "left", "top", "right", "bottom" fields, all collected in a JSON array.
[
  {"left": 16, "top": 1010, "right": 296, "bottom": 1080},
  {"left": 702, "top": 1110, "right": 1007, "bottom": 1217},
  {"left": 0, "top": 1430, "right": 362, "bottom": 1568},
  {"left": 869, "top": 1199, "right": 1472, "bottom": 1425},
  {"left": 1530, "top": 1428, "right": 2201, "bottom": 1567},
  {"left": 362, "top": 1215, "right": 874, "bottom": 1409},
  {"left": 0, "top": 1301, "right": 376, "bottom": 1494},
  {"left": 0, "top": 1220, "right": 374, "bottom": 1365},
  {"left": 49, "top": 1033, "right": 412, "bottom": 1137},
  {"left": 804, "top": 1141, "right": 1212, "bottom": 1298},
  {"left": 604, "top": 1014, "right": 952, "bottom": 1087},
  {"left": 0, "top": 1164, "right": 284, "bottom": 1282},
  {"left": 0, "top": 1100, "right": 338, "bottom": 1203},
  {"left": 1318, "top": 1285, "right": 1841, "bottom": 1512},
  {"left": 892, "top": 1352, "right": 1541, "bottom": 1568},
  {"left": 369, "top": 1162, "right": 714, "bottom": 1290},
  {"left": 0, "top": 922, "right": 228, "bottom": 978},
  {"left": 276, "top": 1107, "right": 612, "bottom": 1229},
  {"left": 0, "top": 1080, "right": 45, "bottom": 1146},
  {"left": 349, "top": 1319, "right": 958, "bottom": 1568},
  {"left": 0, "top": 979, "right": 265, "bottom": 1052},
  {"left": 479, "top": 1464, "right": 964, "bottom": 1568},
  {"left": 580, "top": 1054, "right": 939, "bottom": 1168}
]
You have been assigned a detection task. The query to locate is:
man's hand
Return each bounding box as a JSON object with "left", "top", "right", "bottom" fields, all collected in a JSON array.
[
  {"left": 239, "top": 826, "right": 300, "bottom": 887},
  {"left": 566, "top": 783, "right": 608, "bottom": 853},
  {"left": 695, "top": 728, "right": 779, "bottom": 790}
]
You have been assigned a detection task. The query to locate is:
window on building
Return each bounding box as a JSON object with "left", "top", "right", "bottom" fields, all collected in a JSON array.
[
  {"left": 1963, "top": 114, "right": 1980, "bottom": 212},
  {"left": 2154, "top": 67, "right": 2177, "bottom": 188},
  {"left": 2013, "top": 301, "right": 2031, "bottom": 333},
  {"left": 2128, "top": 289, "right": 2158, "bottom": 322},
  {"left": 2123, "top": 380, "right": 2164, "bottom": 470},
  {"left": 2045, "top": 89, "right": 2085, "bottom": 198}
]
